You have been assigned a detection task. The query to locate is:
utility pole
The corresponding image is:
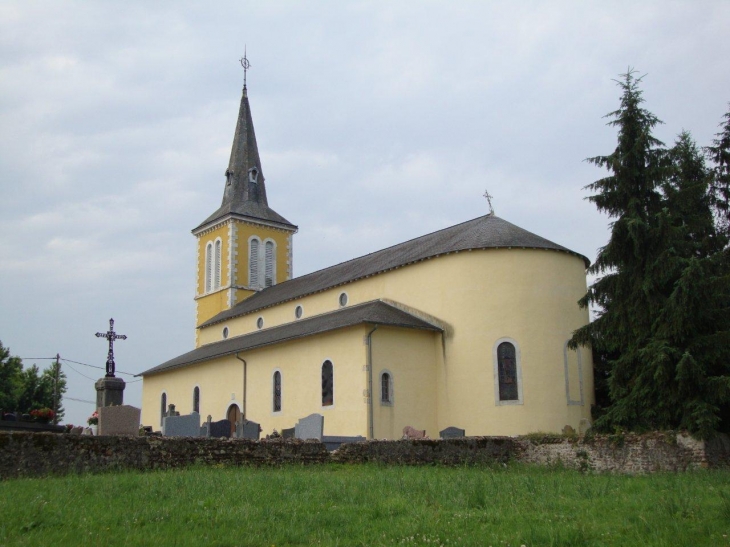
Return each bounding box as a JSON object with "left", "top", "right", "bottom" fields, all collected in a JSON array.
[{"left": 52, "top": 353, "right": 60, "bottom": 425}]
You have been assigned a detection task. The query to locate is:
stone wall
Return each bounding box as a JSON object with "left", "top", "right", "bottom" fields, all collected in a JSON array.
[
  {"left": 1, "top": 431, "right": 727, "bottom": 480},
  {"left": 0, "top": 433, "right": 328, "bottom": 479},
  {"left": 515, "top": 432, "right": 708, "bottom": 473},
  {"left": 332, "top": 437, "right": 517, "bottom": 465}
]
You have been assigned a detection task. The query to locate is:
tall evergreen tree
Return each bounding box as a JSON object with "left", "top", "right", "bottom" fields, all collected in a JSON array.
[
  {"left": 706, "top": 105, "right": 730, "bottom": 239},
  {"left": 0, "top": 341, "right": 23, "bottom": 411},
  {"left": 571, "top": 70, "right": 669, "bottom": 432},
  {"left": 574, "top": 74, "right": 730, "bottom": 437},
  {"left": 41, "top": 360, "right": 67, "bottom": 422}
]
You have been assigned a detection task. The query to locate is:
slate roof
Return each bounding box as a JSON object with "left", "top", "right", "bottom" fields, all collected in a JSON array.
[
  {"left": 139, "top": 300, "right": 442, "bottom": 377},
  {"left": 200, "top": 214, "right": 590, "bottom": 328},
  {"left": 193, "top": 87, "right": 296, "bottom": 232}
]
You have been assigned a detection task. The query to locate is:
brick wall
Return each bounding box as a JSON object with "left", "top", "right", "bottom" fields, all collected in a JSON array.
[{"left": 1, "top": 431, "right": 727, "bottom": 480}]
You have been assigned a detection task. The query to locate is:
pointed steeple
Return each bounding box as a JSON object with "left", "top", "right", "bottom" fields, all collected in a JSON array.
[{"left": 193, "top": 70, "right": 296, "bottom": 233}]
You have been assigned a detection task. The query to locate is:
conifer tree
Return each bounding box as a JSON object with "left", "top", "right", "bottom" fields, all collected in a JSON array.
[
  {"left": 571, "top": 70, "right": 668, "bottom": 431},
  {"left": 707, "top": 105, "right": 730, "bottom": 238},
  {"left": 573, "top": 75, "right": 730, "bottom": 437}
]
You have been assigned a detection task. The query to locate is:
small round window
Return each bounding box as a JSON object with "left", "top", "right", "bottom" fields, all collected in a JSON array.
[
  {"left": 295, "top": 305, "right": 303, "bottom": 319},
  {"left": 222, "top": 327, "right": 229, "bottom": 339},
  {"left": 339, "top": 292, "right": 348, "bottom": 307},
  {"left": 256, "top": 317, "right": 264, "bottom": 330}
]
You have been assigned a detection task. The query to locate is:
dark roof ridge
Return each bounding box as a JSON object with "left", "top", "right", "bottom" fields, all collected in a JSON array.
[
  {"left": 139, "top": 299, "right": 442, "bottom": 377},
  {"left": 198, "top": 214, "right": 590, "bottom": 329}
]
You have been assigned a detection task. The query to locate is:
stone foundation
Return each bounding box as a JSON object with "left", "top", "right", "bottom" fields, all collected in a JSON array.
[{"left": 1, "top": 431, "right": 727, "bottom": 480}]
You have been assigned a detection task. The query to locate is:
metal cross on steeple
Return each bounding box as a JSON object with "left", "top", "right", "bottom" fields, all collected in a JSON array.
[
  {"left": 95, "top": 318, "right": 127, "bottom": 378},
  {"left": 240, "top": 46, "right": 251, "bottom": 90},
  {"left": 483, "top": 189, "right": 494, "bottom": 215}
]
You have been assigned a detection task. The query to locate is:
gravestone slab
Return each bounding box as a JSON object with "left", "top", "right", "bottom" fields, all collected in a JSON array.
[
  {"left": 282, "top": 427, "right": 295, "bottom": 439},
  {"left": 294, "top": 413, "right": 324, "bottom": 441},
  {"left": 402, "top": 426, "right": 427, "bottom": 439},
  {"left": 98, "top": 405, "right": 141, "bottom": 436},
  {"left": 322, "top": 435, "right": 366, "bottom": 451},
  {"left": 242, "top": 420, "right": 261, "bottom": 440},
  {"left": 208, "top": 419, "right": 231, "bottom": 438},
  {"left": 439, "top": 426, "right": 465, "bottom": 439},
  {"left": 162, "top": 412, "right": 201, "bottom": 437},
  {"left": 70, "top": 426, "right": 84, "bottom": 435}
]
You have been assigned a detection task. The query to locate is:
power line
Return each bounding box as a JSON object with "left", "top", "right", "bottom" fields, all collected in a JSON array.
[
  {"left": 63, "top": 362, "right": 98, "bottom": 382},
  {"left": 19, "top": 356, "right": 137, "bottom": 376},
  {"left": 64, "top": 396, "right": 96, "bottom": 404},
  {"left": 61, "top": 358, "right": 136, "bottom": 377}
]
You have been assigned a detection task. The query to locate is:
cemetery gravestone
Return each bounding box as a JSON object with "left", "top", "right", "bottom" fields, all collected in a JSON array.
[
  {"left": 208, "top": 419, "right": 232, "bottom": 438},
  {"left": 282, "top": 427, "right": 295, "bottom": 439},
  {"left": 439, "top": 426, "right": 466, "bottom": 439},
  {"left": 294, "top": 413, "right": 324, "bottom": 441},
  {"left": 322, "top": 435, "right": 366, "bottom": 451},
  {"left": 242, "top": 420, "right": 261, "bottom": 440},
  {"left": 162, "top": 412, "right": 201, "bottom": 437},
  {"left": 402, "top": 425, "right": 427, "bottom": 439},
  {"left": 98, "top": 405, "right": 141, "bottom": 436}
]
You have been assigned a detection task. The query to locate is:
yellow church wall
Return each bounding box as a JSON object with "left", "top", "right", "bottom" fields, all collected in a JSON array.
[
  {"left": 194, "top": 248, "right": 593, "bottom": 436},
  {"left": 142, "top": 326, "right": 370, "bottom": 437},
  {"left": 141, "top": 354, "right": 242, "bottom": 429},
  {"left": 370, "top": 327, "right": 440, "bottom": 440}
]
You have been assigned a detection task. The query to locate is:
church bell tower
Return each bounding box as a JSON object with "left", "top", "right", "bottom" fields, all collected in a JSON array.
[{"left": 192, "top": 59, "right": 297, "bottom": 335}]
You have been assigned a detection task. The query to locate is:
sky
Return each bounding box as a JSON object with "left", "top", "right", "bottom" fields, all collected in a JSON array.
[{"left": 1, "top": 1, "right": 728, "bottom": 427}]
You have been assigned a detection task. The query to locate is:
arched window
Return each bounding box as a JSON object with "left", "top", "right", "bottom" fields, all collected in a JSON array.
[
  {"left": 264, "top": 240, "right": 275, "bottom": 287},
  {"left": 249, "top": 238, "right": 260, "bottom": 288},
  {"left": 193, "top": 386, "right": 200, "bottom": 413},
  {"left": 380, "top": 371, "right": 393, "bottom": 404},
  {"left": 273, "top": 371, "right": 282, "bottom": 412},
  {"left": 160, "top": 392, "right": 167, "bottom": 426},
  {"left": 214, "top": 239, "right": 222, "bottom": 289},
  {"left": 322, "top": 360, "right": 334, "bottom": 407},
  {"left": 205, "top": 242, "right": 213, "bottom": 293},
  {"left": 494, "top": 340, "right": 522, "bottom": 403}
]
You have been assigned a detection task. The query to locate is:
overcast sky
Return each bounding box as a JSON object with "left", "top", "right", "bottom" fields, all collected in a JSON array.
[{"left": 1, "top": 1, "right": 728, "bottom": 427}]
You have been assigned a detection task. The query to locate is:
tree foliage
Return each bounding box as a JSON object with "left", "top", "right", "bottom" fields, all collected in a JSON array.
[
  {"left": 572, "top": 72, "right": 730, "bottom": 438},
  {"left": 0, "top": 341, "right": 67, "bottom": 421}
]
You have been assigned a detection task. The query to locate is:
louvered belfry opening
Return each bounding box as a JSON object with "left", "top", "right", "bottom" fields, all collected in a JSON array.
[
  {"left": 264, "top": 241, "right": 274, "bottom": 287},
  {"left": 249, "top": 238, "right": 259, "bottom": 287}
]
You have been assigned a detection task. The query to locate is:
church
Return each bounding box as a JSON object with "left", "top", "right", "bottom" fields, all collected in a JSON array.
[{"left": 139, "top": 74, "right": 595, "bottom": 439}]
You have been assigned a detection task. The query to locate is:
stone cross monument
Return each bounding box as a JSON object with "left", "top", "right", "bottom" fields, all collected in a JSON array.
[{"left": 94, "top": 318, "right": 128, "bottom": 408}]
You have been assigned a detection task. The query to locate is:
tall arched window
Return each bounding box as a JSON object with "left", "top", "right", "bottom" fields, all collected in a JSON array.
[
  {"left": 322, "top": 360, "right": 334, "bottom": 407},
  {"left": 214, "top": 239, "right": 222, "bottom": 289},
  {"left": 273, "top": 371, "right": 282, "bottom": 412},
  {"left": 205, "top": 242, "right": 213, "bottom": 293},
  {"left": 495, "top": 340, "right": 521, "bottom": 403},
  {"left": 160, "top": 392, "right": 167, "bottom": 426},
  {"left": 264, "top": 240, "right": 275, "bottom": 287},
  {"left": 193, "top": 386, "right": 200, "bottom": 413},
  {"left": 249, "top": 238, "right": 260, "bottom": 288},
  {"left": 380, "top": 371, "right": 393, "bottom": 404}
]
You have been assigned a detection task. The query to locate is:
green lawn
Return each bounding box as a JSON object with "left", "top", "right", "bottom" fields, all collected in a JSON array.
[{"left": 1, "top": 464, "right": 728, "bottom": 546}]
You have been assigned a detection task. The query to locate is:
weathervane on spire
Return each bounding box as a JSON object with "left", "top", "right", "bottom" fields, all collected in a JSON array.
[
  {"left": 483, "top": 189, "right": 494, "bottom": 215},
  {"left": 240, "top": 46, "right": 251, "bottom": 90}
]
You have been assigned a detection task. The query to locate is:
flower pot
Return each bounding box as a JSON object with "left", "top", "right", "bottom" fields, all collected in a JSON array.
[{"left": 89, "top": 424, "right": 98, "bottom": 436}]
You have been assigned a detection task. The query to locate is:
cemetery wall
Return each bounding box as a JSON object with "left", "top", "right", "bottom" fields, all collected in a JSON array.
[
  {"left": 1, "top": 431, "right": 727, "bottom": 480},
  {"left": 0, "top": 433, "right": 328, "bottom": 479}
]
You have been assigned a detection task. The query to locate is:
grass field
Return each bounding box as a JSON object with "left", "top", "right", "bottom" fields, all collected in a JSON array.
[{"left": 1, "top": 464, "right": 729, "bottom": 546}]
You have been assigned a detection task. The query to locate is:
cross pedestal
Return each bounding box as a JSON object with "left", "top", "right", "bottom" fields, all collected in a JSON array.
[{"left": 95, "top": 377, "right": 126, "bottom": 408}]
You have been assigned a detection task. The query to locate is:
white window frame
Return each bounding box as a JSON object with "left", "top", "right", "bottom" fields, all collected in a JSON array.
[
  {"left": 263, "top": 238, "right": 277, "bottom": 288},
  {"left": 321, "top": 358, "right": 335, "bottom": 409},
  {"left": 563, "top": 342, "right": 585, "bottom": 406},
  {"left": 192, "top": 385, "right": 201, "bottom": 414},
  {"left": 492, "top": 337, "right": 523, "bottom": 406},
  {"left": 213, "top": 238, "right": 222, "bottom": 290},
  {"left": 204, "top": 242, "right": 213, "bottom": 293},
  {"left": 248, "top": 236, "right": 261, "bottom": 288},
  {"left": 272, "top": 369, "right": 282, "bottom": 414},
  {"left": 379, "top": 369, "right": 394, "bottom": 406}
]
